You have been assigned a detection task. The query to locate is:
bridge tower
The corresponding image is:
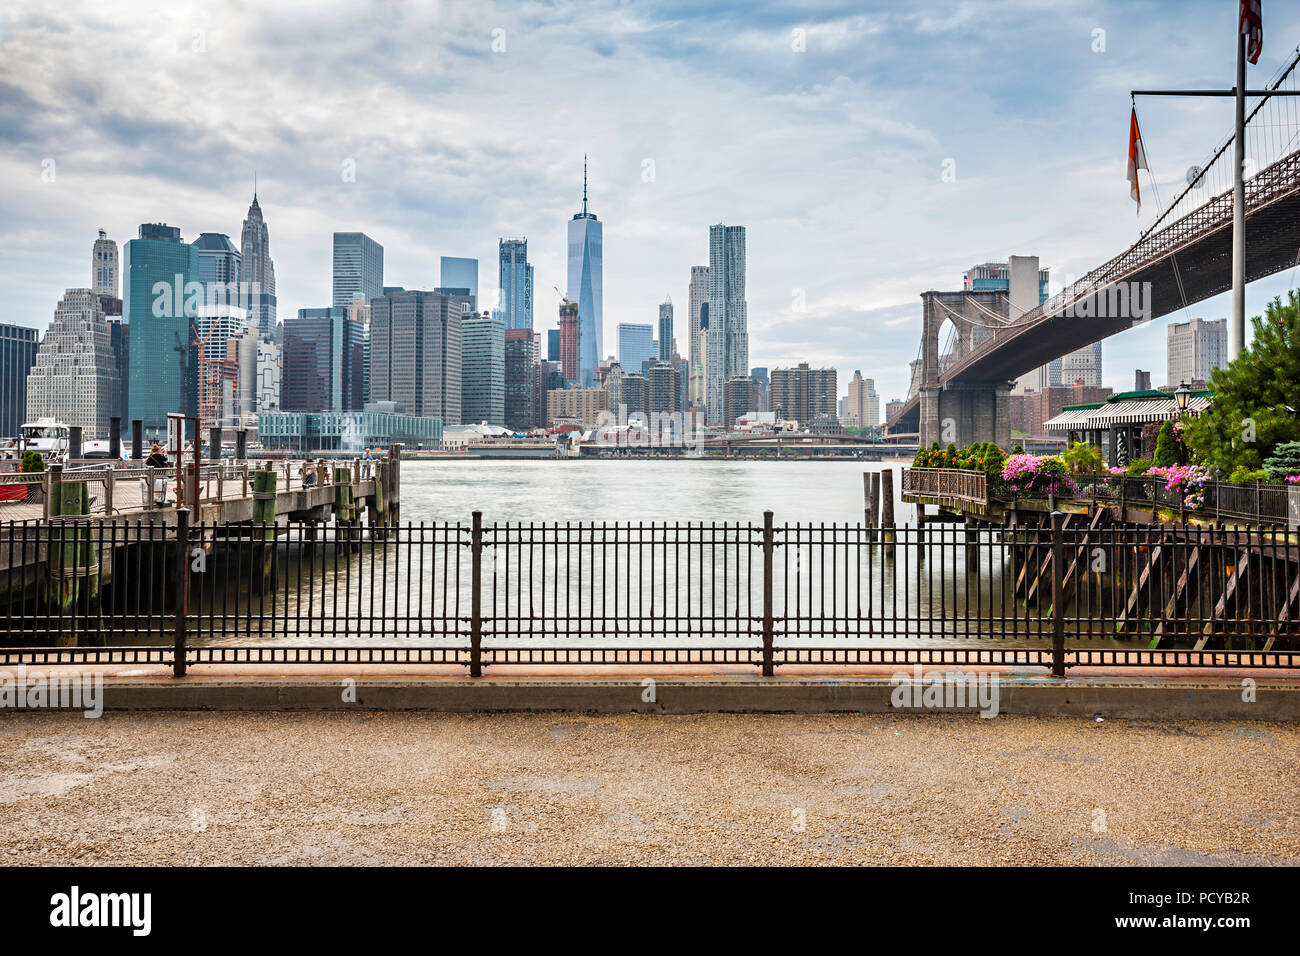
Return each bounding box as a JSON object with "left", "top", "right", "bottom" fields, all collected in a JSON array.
[{"left": 917, "top": 289, "right": 1013, "bottom": 450}]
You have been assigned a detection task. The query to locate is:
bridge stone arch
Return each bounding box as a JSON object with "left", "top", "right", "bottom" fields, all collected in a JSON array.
[{"left": 917, "top": 289, "right": 1013, "bottom": 450}]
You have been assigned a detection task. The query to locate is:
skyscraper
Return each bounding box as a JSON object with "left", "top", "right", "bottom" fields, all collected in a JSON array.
[
  {"left": 547, "top": 328, "right": 561, "bottom": 363},
  {"left": 498, "top": 239, "right": 533, "bottom": 330},
  {"left": 239, "top": 194, "right": 277, "bottom": 338},
  {"left": 0, "top": 324, "right": 39, "bottom": 437},
  {"left": 333, "top": 232, "right": 384, "bottom": 311},
  {"left": 283, "top": 307, "right": 367, "bottom": 412},
  {"left": 124, "top": 223, "right": 199, "bottom": 436},
  {"left": 504, "top": 328, "right": 539, "bottom": 431},
  {"left": 705, "top": 224, "right": 747, "bottom": 422},
  {"left": 439, "top": 256, "right": 479, "bottom": 305},
  {"left": 1167, "top": 317, "right": 1227, "bottom": 386},
  {"left": 558, "top": 300, "right": 581, "bottom": 384},
  {"left": 369, "top": 290, "right": 468, "bottom": 424},
  {"left": 844, "top": 371, "right": 880, "bottom": 429},
  {"left": 26, "top": 289, "right": 122, "bottom": 436},
  {"left": 618, "top": 323, "right": 656, "bottom": 375},
  {"left": 92, "top": 230, "right": 118, "bottom": 297},
  {"left": 567, "top": 156, "right": 602, "bottom": 386},
  {"left": 687, "top": 265, "right": 708, "bottom": 404},
  {"left": 658, "top": 297, "right": 674, "bottom": 362},
  {"left": 462, "top": 311, "right": 506, "bottom": 426}
]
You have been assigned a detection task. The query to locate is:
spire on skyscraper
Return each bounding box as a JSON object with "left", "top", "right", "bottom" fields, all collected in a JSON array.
[{"left": 582, "top": 154, "right": 588, "bottom": 216}]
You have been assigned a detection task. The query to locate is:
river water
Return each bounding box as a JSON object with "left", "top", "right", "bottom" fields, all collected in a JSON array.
[{"left": 396, "top": 458, "right": 918, "bottom": 525}]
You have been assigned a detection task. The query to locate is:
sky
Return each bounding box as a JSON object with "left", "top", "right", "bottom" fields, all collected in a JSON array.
[{"left": 2, "top": 0, "right": 1300, "bottom": 406}]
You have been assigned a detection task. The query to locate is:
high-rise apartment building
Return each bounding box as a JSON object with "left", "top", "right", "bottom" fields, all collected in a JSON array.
[
  {"left": 1167, "top": 317, "right": 1227, "bottom": 386},
  {"left": 843, "top": 371, "right": 880, "bottom": 429},
  {"left": 1135, "top": 369, "right": 1152, "bottom": 391},
  {"left": 0, "top": 324, "right": 39, "bottom": 437},
  {"left": 239, "top": 194, "right": 277, "bottom": 338},
  {"left": 333, "top": 232, "right": 384, "bottom": 311},
  {"left": 283, "top": 307, "right": 367, "bottom": 413},
  {"left": 647, "top": 361, "right": 681, "bottom": 416},
  {"left": 504, "top": 328, "right": 539, "bottom": 431},
  {"left": 462, "top": 311, "right": 506, "bottom": 426},
  {"left": 26, "top": 289, "right": 122, "bottom": 437},
  {"left": 618, "top": 323, "right": 655, "bottom": 375},
  {"left": 547, "top": 328, "right": 560, "bottom": 363},
  {"left": 497, "top": 239, "right": 533, "bottom": 330},
  {"left": 124, "top": 223, "right": 199, "bottom": 436},
  {"left": 687, "top": 265, "right": 708, "bottom": 404},
  {"left": 658, "top": 297, "right": 674, "bottom": 362},
  {"left": 770, "top": 363, "right": 837, "bottom": 425},
  {"left": 723, "top": 376, "right": 759, "bottom": 428},
  {"left": 92, "top": 229, "right": 118, "bottom": 297},
  {"left": 369, "top": 290, "right": 469, "bottom": 424},
  {"left": 705, "top": 224, "right": 747, "bottom": 422},
  {"left": 558, "top": 300, "right": 581, "bottom": 383},
  {"left": 546, "top": 386, "right": 609, "bottom": 428},
  {"left": 567, "top": 157, "right": 602, "bottom": 386}
]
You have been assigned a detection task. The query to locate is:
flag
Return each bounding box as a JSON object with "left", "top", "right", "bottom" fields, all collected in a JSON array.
[
  {"left": 1127, "top": 107, "right": 1148, "bottom": 215},
  {"left": 1241, "top": 0, "right": 1262, "bottom": 65}
]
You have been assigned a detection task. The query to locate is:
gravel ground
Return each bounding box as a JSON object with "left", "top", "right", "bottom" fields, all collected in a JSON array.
[{"left": 0, "top": 711, "right": 1296, "bottom": 866}]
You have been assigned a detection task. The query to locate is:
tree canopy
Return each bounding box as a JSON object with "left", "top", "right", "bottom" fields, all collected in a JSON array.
[{"left": 1183, "top": 290, "right": 1300, "bottom": 475}]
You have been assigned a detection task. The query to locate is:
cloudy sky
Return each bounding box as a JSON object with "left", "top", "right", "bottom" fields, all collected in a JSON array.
[{"left": 2, "top": 0, "right": 1299, "bottom": 404}]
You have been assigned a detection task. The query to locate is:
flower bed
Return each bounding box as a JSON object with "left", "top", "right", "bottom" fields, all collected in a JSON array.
[{"left": 1000, "top": 453, "right": 1077, "bottom": 498}]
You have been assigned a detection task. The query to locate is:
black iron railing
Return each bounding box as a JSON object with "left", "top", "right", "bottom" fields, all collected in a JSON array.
[{"left": 0, "top": 512, "right": 1296, "bottom": 676}]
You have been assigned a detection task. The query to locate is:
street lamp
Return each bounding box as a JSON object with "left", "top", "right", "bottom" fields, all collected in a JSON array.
[{"left": 1175, "top": 381, "right": 1191, "bottom": 415}]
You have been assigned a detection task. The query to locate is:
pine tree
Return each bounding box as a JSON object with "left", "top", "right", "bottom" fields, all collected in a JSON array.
[{"left": 1183, "top": 291, "right": 1300, "bottom": 475}]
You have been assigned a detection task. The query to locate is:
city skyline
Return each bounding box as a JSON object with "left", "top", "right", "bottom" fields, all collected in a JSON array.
[{"left": 4, "top": 1, "right": 1300, "bottom": 406}]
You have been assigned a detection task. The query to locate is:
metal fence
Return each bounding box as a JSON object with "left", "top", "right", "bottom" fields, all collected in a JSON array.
[{"left": 0, "top": 511, "right": 1295, "bottom": 675}]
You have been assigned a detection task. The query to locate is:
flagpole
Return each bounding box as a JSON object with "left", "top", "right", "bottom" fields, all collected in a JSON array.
[{"left": 1231, "top": 27, "right": 1247, "bottom": 362}]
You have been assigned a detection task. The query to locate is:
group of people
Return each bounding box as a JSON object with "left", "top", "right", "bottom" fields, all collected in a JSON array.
[{"left": 136, "top": 444, "right": 381, "bottom": 504}]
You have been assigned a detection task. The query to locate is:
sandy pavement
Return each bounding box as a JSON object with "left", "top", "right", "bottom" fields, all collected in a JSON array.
[{"left": 0, "top": 711, "right": 1296, "bottom": 866}]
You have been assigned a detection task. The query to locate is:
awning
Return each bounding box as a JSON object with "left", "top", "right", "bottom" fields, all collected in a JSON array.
[{"left": 1044, "top": 395, "right": 1211, "bottom": 431}]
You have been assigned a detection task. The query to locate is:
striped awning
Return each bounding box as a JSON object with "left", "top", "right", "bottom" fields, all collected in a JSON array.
[{"left": 1044, "top": 395, "right": 1212, "bottom": 431}]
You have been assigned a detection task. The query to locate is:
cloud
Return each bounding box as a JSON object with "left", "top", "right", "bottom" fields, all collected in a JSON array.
[{"left": 1, "top": 0, "right": 1299, "bottom": 409}]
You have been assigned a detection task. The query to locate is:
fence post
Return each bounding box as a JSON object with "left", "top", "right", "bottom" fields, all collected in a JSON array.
[
  {"left": 880, "top": 467, "right": 896, "bottom": 557},
  {"left": 173, "top": 507, "right": 190, "bottom": 678},
  {"left": 470, "top": 510, "right": 483, "bottom": 678},
  {"left": 762, "top": 510, "right": 775, "bottom": 677},
  {"left": 1050, "top": 510, "right": 1065, "bottom": 678}
]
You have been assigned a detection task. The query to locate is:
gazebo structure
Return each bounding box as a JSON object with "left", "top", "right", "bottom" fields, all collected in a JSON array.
[{"left": 1044, "top": 388, "right": 1212, "bottom": 466}]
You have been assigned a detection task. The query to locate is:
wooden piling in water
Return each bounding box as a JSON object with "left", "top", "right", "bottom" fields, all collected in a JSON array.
[
  {"left": 880, "top": 467, "right": 896, "bottom": 556},
  {"left": 46, "top": 468, "right": 98, "bottom": 647},
  {"left": 252, "top": 468, "right": 277, "bottom": 594}
]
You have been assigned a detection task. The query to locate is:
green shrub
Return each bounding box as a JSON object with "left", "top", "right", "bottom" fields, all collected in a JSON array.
[
  {"left": 1263, "top": 440, "right": 1300, "bottom": 482},
  {"left": 1153, "top": 422, "right": 1179, "bottom": 467},
  {"left": 1011, "top": 444, "right": 1024, "bottom": 455},
  {"left": 1062, "top": 441, "right": 1103, "bottom": 475},
  {"left": 20, "top": 450, "right": 43, "bottom": 473},
  {"left": 1228, "top": 464, "right": 1269, "bottom": 483},
  {"left": 1126, "top": 457, "right": 1153, "bottom": 477}
]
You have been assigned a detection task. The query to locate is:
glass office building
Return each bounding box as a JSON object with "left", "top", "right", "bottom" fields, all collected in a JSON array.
[
  {"left": 283, "top": 307, "right": 367, "bottom": 412},
  {"left": 332, "top": 232, "right": 384, "bottom": 310},
  {"left": 498, "top": 239, "right": 533, "bottom": 330},
  {"left": 0, "top": 324, "right": 39, "bottom": 437},
  {"left": 124, "top": 224, "right": 199, "bottom": 438}
]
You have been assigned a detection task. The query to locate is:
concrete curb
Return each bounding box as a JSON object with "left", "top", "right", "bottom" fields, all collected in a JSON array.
[{"left": 4, "top": 676, "right": 1296, "bottom": 719}]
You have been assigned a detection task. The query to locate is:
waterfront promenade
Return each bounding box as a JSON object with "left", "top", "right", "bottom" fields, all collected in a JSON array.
[{"left": 2, "top": 710, "right": 1295, "bottom": 866}]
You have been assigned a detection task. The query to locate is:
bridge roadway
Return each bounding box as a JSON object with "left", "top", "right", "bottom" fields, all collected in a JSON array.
[{"left": 887, "top": 145, "right": 1300, "bottom": 437}]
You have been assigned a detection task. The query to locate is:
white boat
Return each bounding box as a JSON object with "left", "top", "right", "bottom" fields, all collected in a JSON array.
[{"left": 19, "top": 419, "right": 69, "bottom": 462}]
